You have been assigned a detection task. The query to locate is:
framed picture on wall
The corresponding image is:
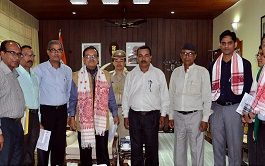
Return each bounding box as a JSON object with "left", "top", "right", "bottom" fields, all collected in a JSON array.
[
  {"left": 126, "top": 42, "right": 145, "bottom": 66},
  {"left": 261, "top": 15, "right": 265, "bottom": 39},
  {"left": 81, "top": 43, "right": 101, "bottom": 66}
]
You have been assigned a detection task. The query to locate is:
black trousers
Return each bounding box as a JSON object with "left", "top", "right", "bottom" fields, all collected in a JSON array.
[
  {"left": 0, "top": 118, "right": 24, "bottom": 165},
  {"left": 77, "top": 131, "right": 110, "bottom": 166},
  {"left": 129, "top": 109, "right": 160, "bottom": 166},
  {"left": 37, "top": 104, "right": 67, "bottom": 166},
  {"left": 256, "top": 120, "right": 265, "bottom": 165},
  {"left": 24, "top": 110, "right": 40, "bottom": 165}
]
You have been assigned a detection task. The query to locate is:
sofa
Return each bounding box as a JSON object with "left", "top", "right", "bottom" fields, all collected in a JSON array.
[{"left": 65, "top": 130, "right": 118, "bottom": 166}]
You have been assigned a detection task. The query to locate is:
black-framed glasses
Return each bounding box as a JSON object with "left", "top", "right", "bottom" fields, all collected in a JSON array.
[
  {"left": 180, "top": 52, "right": 195, "bottom": 57},
  {"left": 23, "top": 53, "right": 36, "bottom": 58},
  {"left": 49, "top": 48, "right": 63, "bottom": 53},
  {"left": 4, "top": 50, "right": 23, "bottom": 58},
  {"left": 255, "top": 53, "right": 264, "bottom": 58},
  {"left": 84, "top": 54, "right": 98, "bottom": 59}
]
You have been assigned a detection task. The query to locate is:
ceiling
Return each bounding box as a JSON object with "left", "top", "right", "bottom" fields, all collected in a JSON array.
[{"left": 10, "top": 0, "right": 240, "bottom": 20}]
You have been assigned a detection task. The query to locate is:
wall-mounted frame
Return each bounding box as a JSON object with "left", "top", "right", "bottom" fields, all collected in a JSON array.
[
  {"left": 261, "top": 15, "right": 265, "bottom": 40},
  {"left": 126, "top": 42, "right": 145, "bottom": 66},
  {"left": 81, "top": 43, "right": 101, "bottom": 66}
]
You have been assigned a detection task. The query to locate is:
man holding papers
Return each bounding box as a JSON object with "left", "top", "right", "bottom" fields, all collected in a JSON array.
[
  {"left": 209, "top": 30, "right": 252, "bottom": 166},
  {"left": 16, "top": 45, "right": 40, "bottom": 165},
  {"left": 242, "top": 35, "right": 265, "bottom": 165}
]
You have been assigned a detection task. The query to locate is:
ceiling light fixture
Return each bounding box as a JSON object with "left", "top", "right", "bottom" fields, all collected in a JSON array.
[
  {"left": 133, "top": 0, "right": 150, "bottom": 4},
  {"left": 70, "top": 0, "right": 88, "bottom": 5},
  {"left": 72, "top": 12, "right": 76, "bottom": 15},
  {"left": 102, "top": 0, "right": 119, "bottom": 5},
  {"left": 171, "top": 11, "right": 175, "bottom": 14}
]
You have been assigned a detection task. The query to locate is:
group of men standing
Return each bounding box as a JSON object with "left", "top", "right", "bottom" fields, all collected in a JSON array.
[
  {"left": 0, "top": 28, "right": 264, "bottom": 166},
  {"left": 0, "top": 40, "right": 72, "bottom": 165}
]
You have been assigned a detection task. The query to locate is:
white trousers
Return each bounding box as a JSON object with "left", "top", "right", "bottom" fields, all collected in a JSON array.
[{"left": 173, "top": 110, "right": 204, "bottom": 166}]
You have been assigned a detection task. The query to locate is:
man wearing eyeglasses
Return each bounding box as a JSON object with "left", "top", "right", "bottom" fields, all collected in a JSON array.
[
  {"left": 122, "top": 45, "right": 170, "bottom": 165},
  {"left": 68, "top": 46, "right": 118, "bottom": 166},
  {"left": 16, "top": 45, "right": 40, "bottom": 165},
  {"left": 168, "top": 43, "right": 212, "bottom": 166},
  {"left": 0, "top": 40, "right": 26, "bottom": 165},
  {"left": 242, "top": 36, "right": 265, "bottom": 165},
  {"left": 209, "top": 30, "right": 252, "bottom": 166},
  {"left": 34, "top": 40, "right": 72, "bottom": 165}
]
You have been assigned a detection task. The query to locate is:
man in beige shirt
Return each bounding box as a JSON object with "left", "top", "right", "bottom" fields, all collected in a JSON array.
[{"left": 168, "top": 43, "right": 212, "bottom": 166}]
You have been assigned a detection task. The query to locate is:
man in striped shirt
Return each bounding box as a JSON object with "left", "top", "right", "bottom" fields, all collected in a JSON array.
[{"left": 0, "top": 40, "right": 26, "bottom": 165}]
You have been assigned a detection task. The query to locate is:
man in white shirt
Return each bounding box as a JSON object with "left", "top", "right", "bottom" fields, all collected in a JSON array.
[
  {"left": 168, "top": 43, "right": 212, "bottom": 166},
  {"left": 122, "top": 45, "right": 170, "bottom": 165}
]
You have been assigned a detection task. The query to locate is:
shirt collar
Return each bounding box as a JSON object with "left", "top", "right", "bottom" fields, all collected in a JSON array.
[
  {"left": 0, "top": 60, "right": 13, "bottom": 75},
  {"left": 111, "top": 69, "right": 127, "bottom": 76},
  {"left": 184, "top": 63, "right": 195, "bottom": 72},
  {"left": 47, "top": 60, "right": 62, "bottom": 69},
  {"left": 17, "top": 65, "right": 35, "bottom": 75},
  {"left": 135, "top": 63, "right": 154, "bottom": 72}
]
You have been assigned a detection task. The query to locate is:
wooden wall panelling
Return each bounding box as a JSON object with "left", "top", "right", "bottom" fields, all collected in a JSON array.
[{"left": 38, "top": 18, "right": 213, "bottom": 81}]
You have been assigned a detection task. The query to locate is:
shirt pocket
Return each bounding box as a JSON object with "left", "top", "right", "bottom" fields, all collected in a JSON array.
[
  {"left": 58, "top": 76, "right": 69, "bottom": 93},
  {"left": 190, "top": 82, "right": 201, "bottom": 95}
]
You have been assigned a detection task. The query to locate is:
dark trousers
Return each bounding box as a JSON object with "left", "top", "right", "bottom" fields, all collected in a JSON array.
[
  {"left": 247, "top": 123, "right": 257, "bottom": 165},
  {"left": 24, "top": 110, "right": 40, "bottom": 165},
  {"left": 256, "top": 120, "right": 265, "bottom": 165},
  {"left": 129, "top": 109, "right": 160, "bottom": 166},
  {"left": 77, "top": 131, "right": 110, "bottom": 166},
  {"left": 37, "top": 104, "right": 67, "bottom": 166},
  {"left": 0, "top": 118, "right": 24, "bottom": 165}
]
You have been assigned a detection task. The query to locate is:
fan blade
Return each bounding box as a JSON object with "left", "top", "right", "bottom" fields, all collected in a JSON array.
[
  {"left": 103, "top": 19, "right": 120, "bottom": 26},
  {"left": 126, "top": 25, "right": 141, "bottom": 28},
  {"left": 128, "top": 19, "right": 147, "bottom": 25}
]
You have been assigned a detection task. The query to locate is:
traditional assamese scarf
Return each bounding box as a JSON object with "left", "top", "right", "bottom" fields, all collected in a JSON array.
[
  {"left": 252, "top": 65, "right": 265, "bottom": 115},
  {"left": 250, "top": 66, "right": 265, "bottom": 142},
  {"left": 77, "top": 66, "right": 109, "bottom": 148},
  {"left": 211, "top": 52, "right": 244, "bottom": 101}
]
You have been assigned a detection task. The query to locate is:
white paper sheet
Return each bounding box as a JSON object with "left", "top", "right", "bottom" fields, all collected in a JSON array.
[
  {"left": 36, "top": 129, "right": 51, "bottom": 151},
  {"left": 236, "top": 92, "right": 255, "bottom": 115}
]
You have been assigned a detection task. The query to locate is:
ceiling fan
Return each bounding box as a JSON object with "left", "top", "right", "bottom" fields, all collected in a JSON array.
[{"left": 103, "top": 8, "right": 147, "bottom": 29}]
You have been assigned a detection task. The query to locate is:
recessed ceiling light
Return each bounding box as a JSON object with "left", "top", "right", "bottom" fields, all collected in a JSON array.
[
  {"left": 171, "top": 11, "right": 175, "bottom": 14},
  {"left": 72, "top": 12, "right": 76, "bottom": 15},
  {"left": 133, "top": 0, "right": 150, "bottom": 4},
  {"left": 102, "top": 0, "right": 119, "bottom": 5},
  {"left": 70, "top": 0, "right": 88, "bottom": 5}
]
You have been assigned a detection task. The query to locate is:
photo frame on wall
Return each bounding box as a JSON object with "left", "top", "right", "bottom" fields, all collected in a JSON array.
[
  {"left": 261, "top": 15, "right": 265, "bottom": 39},
  {"left": 126, "top": 42, "right": 145, "bottom": 66},
  {"left": 81, "top": 43, "right": 101, "bottom": 66}
]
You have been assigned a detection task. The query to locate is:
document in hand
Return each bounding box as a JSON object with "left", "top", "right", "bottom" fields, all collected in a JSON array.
[
  {"left": 36, "top": 129, "right": 51, "bottom": 151},
  {"left": 236, "top": 92, "right": 255, "bottom": 115}
]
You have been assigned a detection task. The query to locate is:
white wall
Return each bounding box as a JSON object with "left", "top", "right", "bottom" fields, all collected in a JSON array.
[{"left": 213, "top": 0, "right": 265, "bottom": 75}]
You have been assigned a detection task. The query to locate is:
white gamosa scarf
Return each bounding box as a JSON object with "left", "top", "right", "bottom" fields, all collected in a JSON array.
[
  {"left": 77, "top": 66, "right": 109, "bottom": 148},
  {"left": 211, "top": 52, "right": 244, "bottom": 101}
]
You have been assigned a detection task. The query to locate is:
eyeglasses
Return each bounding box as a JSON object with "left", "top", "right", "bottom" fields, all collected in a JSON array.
[
  {"left": 84, "top": 54, "right": 98, "bottom": 59},
  {"left": 255, "top": 53, "right": 264, "bottom": 58},
  {"left": 23, "top": 53, "right": 35, "bottom": 58},
  {"left": 49, "top": 48, "right": 63, "bottom": 53},
  {"left": 180, "top": 52, "right": 195, "bottom": 57},
  {"left": 4, "top": 50, "right": 24, "bottom": 58}
]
